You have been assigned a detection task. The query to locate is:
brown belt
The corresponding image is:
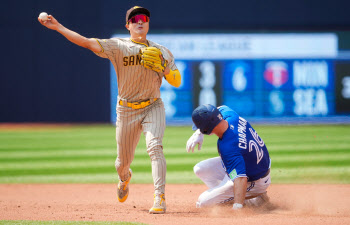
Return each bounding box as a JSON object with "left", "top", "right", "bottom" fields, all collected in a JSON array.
[{"left": 119, "top": 98, "right": 158, "bottom": 109}]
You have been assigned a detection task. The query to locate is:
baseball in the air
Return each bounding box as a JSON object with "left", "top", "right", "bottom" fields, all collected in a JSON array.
[{"left": 39, "top": 12, "right": 49, "bottom": 21}]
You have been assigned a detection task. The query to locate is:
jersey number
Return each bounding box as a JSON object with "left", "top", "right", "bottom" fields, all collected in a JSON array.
[{"left": 248, "top": 128, "right": 264, "bottom": 164}]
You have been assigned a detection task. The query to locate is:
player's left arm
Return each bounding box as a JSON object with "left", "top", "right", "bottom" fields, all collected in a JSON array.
[
  {"left": 164, "top": 67, "right": 181, "bottom": 88},
  {"left": 162, "top": 48, "right": 181, "bottom": 88}
]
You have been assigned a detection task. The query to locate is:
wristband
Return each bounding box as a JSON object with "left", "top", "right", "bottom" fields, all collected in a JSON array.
[{"left": 232, "top": 203, "right": 243, "bottom": 210}]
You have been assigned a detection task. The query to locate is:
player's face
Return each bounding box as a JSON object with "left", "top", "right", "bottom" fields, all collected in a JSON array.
[{"left": 126, "top": 14, "right": 149, "bottom": 36}]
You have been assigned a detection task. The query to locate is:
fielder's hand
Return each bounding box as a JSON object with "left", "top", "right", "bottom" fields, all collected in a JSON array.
[
  {"left": 38, "top": 15, "right": 60, "bottom": 31},
  {"left": 186, "top": 129, "right": 204, "bottom": 153},
  {"left": 140, "top": 47, "right": 168, "bottom": 73}
]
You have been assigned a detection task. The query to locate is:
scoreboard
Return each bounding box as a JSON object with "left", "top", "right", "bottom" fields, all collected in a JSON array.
[{"left": 110, "top": 33, "right": 338, "bottom": 123}]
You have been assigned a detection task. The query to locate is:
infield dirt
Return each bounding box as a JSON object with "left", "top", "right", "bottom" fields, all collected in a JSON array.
[{"left": 0, "top": 184, "right": 349, "bottom": 225}]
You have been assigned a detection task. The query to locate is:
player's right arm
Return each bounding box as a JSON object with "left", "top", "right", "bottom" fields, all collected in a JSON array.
[
  {"left": 220, "top": 147, "right": 248, "bottom": 209},
  {"left": 186, "top": 129, "right": 204, "bottom": 153},
  {"left": 233, "top": 177, "right": 248, "bottom": 207},
  {"left": 38, "top": 15, "right": 102, "bottom": 53}
]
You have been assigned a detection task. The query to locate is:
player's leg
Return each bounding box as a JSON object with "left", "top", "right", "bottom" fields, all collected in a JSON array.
[
  {"left": 244, "top": 192, "right": 270, "bottom": 207},
  {"left": 193, "top": 157, "right": 226, "bottom": 189},
  {"left": 142, "top": 100, "right": 166, "bottom": 213},
  {"left": 115, "top": 108, "right": 143, "bottom": 202},
  {"left": 196, "top": 171, "right": 271, "bottom": 208},
  {"left": 244, "top": 173, "right": 271, "bottom": 207},
  {"left": 196, "top": 173, "right": 271, "bottom": 208},
  {"left": 115, "top": 112, "right": 142, "bottom": 180},
  {"left": 196, "top": 174, "right": 234, "bottom": 208}
]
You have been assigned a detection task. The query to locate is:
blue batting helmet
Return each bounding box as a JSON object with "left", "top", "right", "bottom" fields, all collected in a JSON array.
[{"left": 192, "top": 104, "right": 223, "bottom": 135}]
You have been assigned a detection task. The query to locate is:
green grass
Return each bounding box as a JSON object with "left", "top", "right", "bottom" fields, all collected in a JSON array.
[{"left": 0, "top": 124, "right": 349, "bottom": 184}]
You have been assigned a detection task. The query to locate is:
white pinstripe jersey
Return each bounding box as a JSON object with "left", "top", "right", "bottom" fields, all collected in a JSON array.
[{"left": 94, "top": 38, "right": 177, "bottom": 103}]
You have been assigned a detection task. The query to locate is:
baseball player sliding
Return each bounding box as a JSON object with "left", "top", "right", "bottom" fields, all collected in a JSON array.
[
  {"left": 186, "top": 104, "right": 271, "bottom": 209},
  {"left": 38, "top": 6, "right": 181, "bottom": 214}
]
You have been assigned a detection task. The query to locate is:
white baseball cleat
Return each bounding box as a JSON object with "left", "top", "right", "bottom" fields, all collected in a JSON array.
[{"left": 149, "top": 193, "right": 166, "bottom": 214}]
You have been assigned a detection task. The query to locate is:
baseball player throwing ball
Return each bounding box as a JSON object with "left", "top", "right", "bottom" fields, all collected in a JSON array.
[
  {"left": 38, "top": 6, "right": 181, "bottom": 214},
  {"left": 186, "top": 104, "right": 271, "bottom": 210}
]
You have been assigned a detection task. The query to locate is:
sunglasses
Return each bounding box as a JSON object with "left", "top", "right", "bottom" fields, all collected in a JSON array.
[{"left": 128, "top": 14, "right": 149, "bottom": 24}]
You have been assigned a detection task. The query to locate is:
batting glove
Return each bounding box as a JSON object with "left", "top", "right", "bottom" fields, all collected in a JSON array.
[
  {"left": 186, "top": 129, "right": 204, "bottom": 153},
  {"left": 232, "top": 203, "right": 244, "bottom": 210}
]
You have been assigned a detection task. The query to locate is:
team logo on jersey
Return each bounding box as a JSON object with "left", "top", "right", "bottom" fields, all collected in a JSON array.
[
  {"left": 229, "top": 169, "right": 237, "bottom": 180},
  {"left": 230, "top": 125, "right": 234, "bottom": 130},
  {"left": 217, "top": 114, "right": 223, "bottom": 120},
  {"left": 264, "top": 61, "right": 288, "bottom": 88}
]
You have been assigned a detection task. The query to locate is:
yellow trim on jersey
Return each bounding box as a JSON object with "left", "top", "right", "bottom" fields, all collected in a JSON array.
[
  {"left": 93, "top": 38, "right": 104, "bottom": 53},
  {"left": 164, "top": 69, "right": 181, "bottom": 88},
  {"left": 130, "top": 38, "right": 149, "bottom": 47}
]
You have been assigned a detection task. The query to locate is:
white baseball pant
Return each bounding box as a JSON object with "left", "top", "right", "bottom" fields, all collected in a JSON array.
[{"left": 194, "top": 156, "right": 271, "bottom": 208}]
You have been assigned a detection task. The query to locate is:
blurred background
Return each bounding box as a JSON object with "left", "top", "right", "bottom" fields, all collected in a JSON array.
[{"left": 1, "top": 0, "right": 350, "bottom": 124}]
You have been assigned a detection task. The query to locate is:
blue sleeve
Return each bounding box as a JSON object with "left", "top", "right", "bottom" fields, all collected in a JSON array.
[{"left": 220, "top": 149, "right": 247, "bottom": 180}]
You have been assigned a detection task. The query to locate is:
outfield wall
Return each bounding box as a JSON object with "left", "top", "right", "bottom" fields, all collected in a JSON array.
[
  {"left": 110, "top": 33, "right": 350, "bottom": 125},
  {"left": 2, "top": 0, "right": 350, "bottom": 123}
]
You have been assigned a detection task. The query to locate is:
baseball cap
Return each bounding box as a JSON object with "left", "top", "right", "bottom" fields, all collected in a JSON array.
[
  {"left": 126, "top": 6, "right": 150, "bottom": 24},
  {"left": 192, "top": 104, "right": 223, "bottom": 135}
]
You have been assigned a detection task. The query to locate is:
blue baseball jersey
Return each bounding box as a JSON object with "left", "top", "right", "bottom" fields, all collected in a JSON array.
[{"left": 217, "top": 106, "right": 270, "bottom": 182}]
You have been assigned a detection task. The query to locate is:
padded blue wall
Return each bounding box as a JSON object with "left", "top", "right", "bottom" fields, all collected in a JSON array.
[{"left": 1, "top": 0, "right": 349, "bottom": 122}]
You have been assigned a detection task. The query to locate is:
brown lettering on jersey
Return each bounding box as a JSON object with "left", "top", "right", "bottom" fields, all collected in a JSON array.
[
  {"left": 136, "top": 54, "right": 142, "bottom": 65},
  {"left": 129, "top": 56, "right": 135, "bottom": 66},
  {"left": 123, "top": 57, "right": 128, "bottom": 66},
  {"left": 123, "top": 55, "right": 142, "bottom": 67}
]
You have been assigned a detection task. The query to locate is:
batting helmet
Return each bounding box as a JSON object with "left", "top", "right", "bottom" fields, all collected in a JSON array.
[{"left": 192, "top": 104, "right": 223, "bottom": 135}]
